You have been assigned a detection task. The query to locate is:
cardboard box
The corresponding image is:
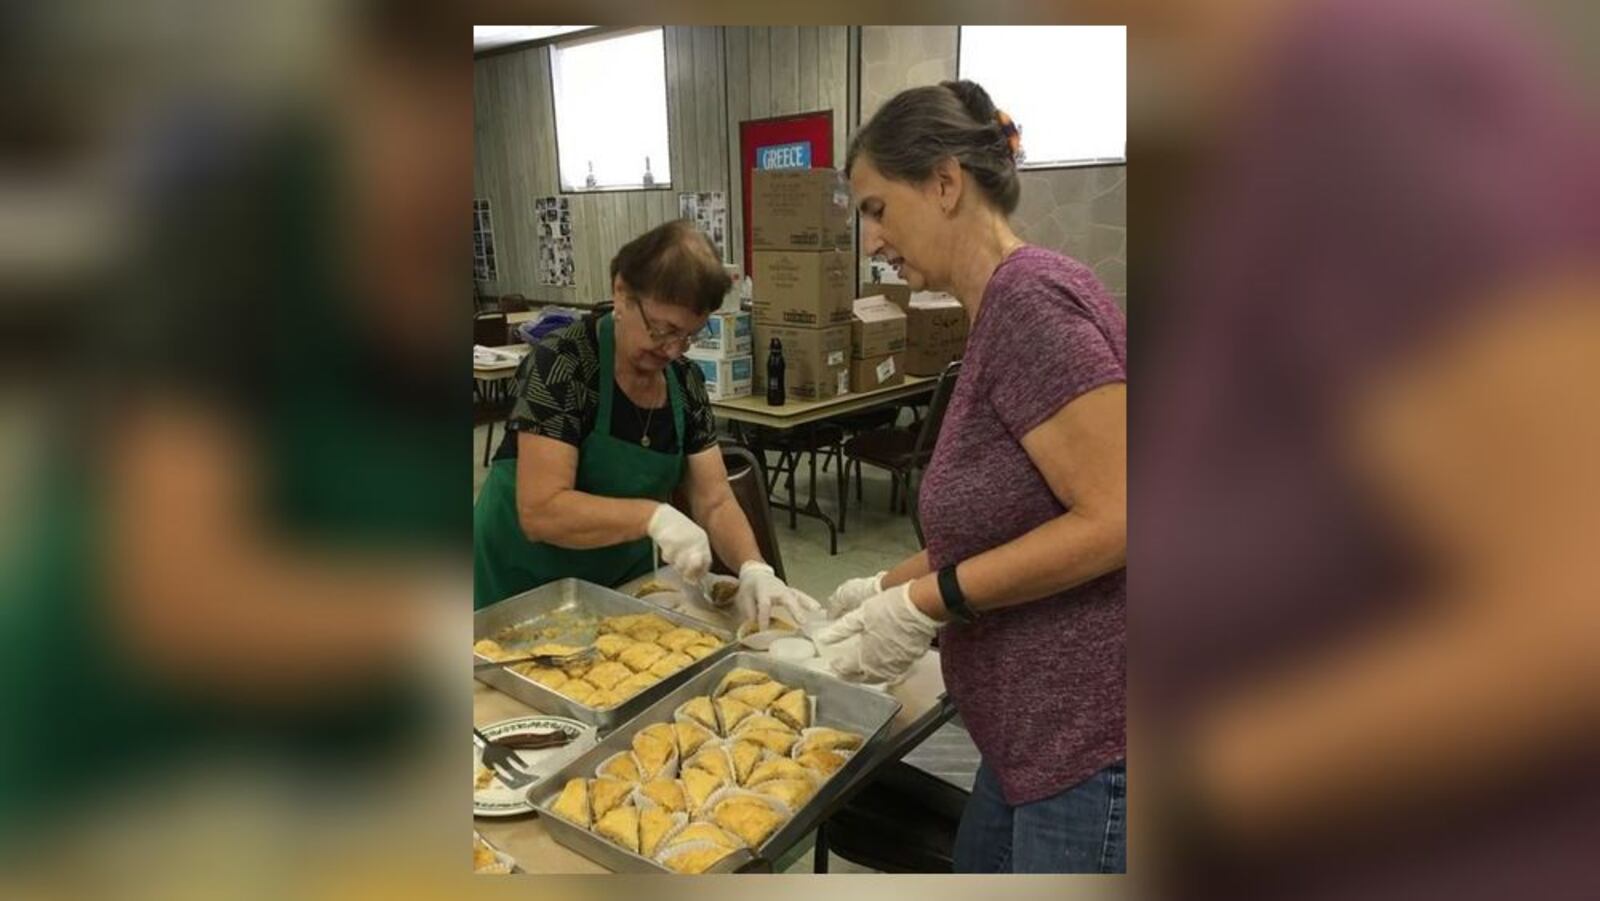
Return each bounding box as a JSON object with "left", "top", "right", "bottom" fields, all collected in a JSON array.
[
  {"left": 751, "top": 250, "right": 854, "bottom": 327},
  {"left": 753, "top": 324, "right": 851, "bottom": 401},
  {"left": 867, "top": 282, "right": 911, "bottom": 312},
  {"left": 690, "top": 310, "right": 752, "bottom": 358},
  {"left": 905, "top": 293, "right": 970, "bottom": 376},
  {"left": 686, "top": 351, "right": 753, "bottom": 401},
  {"left": 851, "top": 296, "right": 908, "bottom": 359},
  {"left": 849, "top": 353, "right": 905, "bottom": 392},
  {"left": 750, "top": 168, "right": 853, "bottom": 252}
]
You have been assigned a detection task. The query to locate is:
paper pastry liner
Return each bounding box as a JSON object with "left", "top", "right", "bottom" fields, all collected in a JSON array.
[
  {"left": 654, "top": 838, "right": 740, "bottom": 874},
  {"left": 594, "top": 749, "right": 643, "bottom": 783},
  {"left": 697, "top": 786, "right": 795, "bottom": 849},
  {"left": 472, "top": 831, "right": 516, "bottom": 875},
  {"left": 791, "top": 725, "right": 866, "bottom": 759},
  {"left": 637, "top": 809, "right": 690, "bottom": 860}
]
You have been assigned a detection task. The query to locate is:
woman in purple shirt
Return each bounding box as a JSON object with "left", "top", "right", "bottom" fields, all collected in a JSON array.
[{"left": 816, "top": 81, "right": 1128, "bottom": 873}]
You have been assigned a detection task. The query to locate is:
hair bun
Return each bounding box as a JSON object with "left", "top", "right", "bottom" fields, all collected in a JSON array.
[{"left": 941, "top": 79, "right": 998, "bottom": 125}]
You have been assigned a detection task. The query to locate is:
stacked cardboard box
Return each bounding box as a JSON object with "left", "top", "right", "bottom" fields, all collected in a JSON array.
[
  {"left": 849, "top": 295, "right": 907, "bottom": 392},
  {"left": 687, "top": 309, "right": 754, "bottom": 400},
  {"left": 905, "top": 292, "right": 970, "bottom": 376},
  {"left": 750, "top": 168, "right": 855, "bottom": 400}
]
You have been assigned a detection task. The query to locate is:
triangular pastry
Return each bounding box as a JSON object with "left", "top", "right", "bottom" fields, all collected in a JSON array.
[{"left": 550, "top": 777, "right": 589, "bottom": 828}]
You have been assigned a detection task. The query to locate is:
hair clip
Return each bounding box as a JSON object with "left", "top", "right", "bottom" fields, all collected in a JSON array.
[{"left": 995, "top": 110, "right": 1023, "bottom": 160}]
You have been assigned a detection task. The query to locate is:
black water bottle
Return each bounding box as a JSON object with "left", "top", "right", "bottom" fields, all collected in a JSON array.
[{"left": 766, "top": 337, "right": 786, "bottom": 406}]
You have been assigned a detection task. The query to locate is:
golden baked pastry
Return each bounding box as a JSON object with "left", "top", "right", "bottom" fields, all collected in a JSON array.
[
  {"left": 615, "top": 671, "right": 660, "bottom": 698},
  {"left": 587, "top": 688, "right": 623, "bottom": 709},
  {"left": 639, "top": 806, "right": 677, "bottom": 858},
  {"left": 795, "top": 727, "right": 864, "bottom": 757},
  {"left": 660, "top": 843, "right": 734, "bottom": 874},
  {"left": 632, "top": 724, "right": 676, "bottom": 777},
  {"left": 679, "top": 765, "right": 725, "bottom": 812},
  {"left": 472, "top": 638, "right": 508, "bottom": 660},
  {"left": 639, "top": 778, "right": 685, "bottom": 814},
  {"left": 655, "top": 627, "right": 704, "bottom": 653},
  {"left": 550, "top": 777, "right": 590, "bottom": 828},
  {"left": 725, "top": 680, "right": 787, "bottom": 711},
  {"left": 472, "top": 841, "right": 497, "bottom": 872},
  {"left": 795, "top": 748, "right": 847, "bottom": 777},
  {"left": 771, "top": 688, "right": 810, "bottom": 731},
  {"left": 684, "top": 641, "right": 720, "bottom": 661},
  {"left": 595, "top": 805, "right": 640, "bottom": 853},
  {"left": 599, "top": 614, "right": 640, "bottom": 635},
  {"left": 583, "top": 661, "right": 633, "bottom": 691},
  {"left": 618, "top": 641, "right": 668, "bottom": 673},
  {"left": 561, "top": 660, "right": 593, "bottom": 680},
  {"left": 648, "top": 652, "right": 694, "bottom": 679},
  {"left": 559, "top": 678, "right": 598, "bottom": 705},
  {"left": 739, "top": 728, "right": 798, "bottom": 756},
  {"left": 673, "top": 720, "right": 715, "bottom": 758},
  {"left": 714, "top": 697, "right": 757, "bottom": 735},
  {"left": 474, "top": 765, "right": 495, "bottom": 791},
  {"left": 589, "top": 778, "right": 634, "bottom": 819},
  {"left": 731, "top": 715, "right": 793, "bottom": 736},
  {"left": 729, "top": 740, "right": 763, "bottom": 785},
  {"left": 634, "top": 579, "right": 674, "bottom": 597},
  {"left": 679, "top": 696, "right": 718, "bottom": 732},
  {"left": 754, "top": 778, "right": 814, "bottom": 810},
  {"left": 711, "top": 797, "right": 785, "bottom": 847},
  {"left": 667, "top": 821, "right": 743, "bottom": 851},
  {"left": 710, "top": 580, "right": 739, "bottom": 605},
  {"left": 715, "top": 667, "right": 771, "bottom": 697},
  {"left": 597, "top": 753, "right": 640, "bottom": 783},
  {"left": 685, "top": 746, "right": 733, "bottom": 784},
  {"left": 594, "top": 633, "right": 637, "bottom": 659},
  {"left": 746, "top": 757, "right": 809, "bottom": 787},
  {"left": 633, "top": 613, "right": 677, "bottom": 634},
  {"left": 529, "top": 642, "right": 586, "bottom": 658},
  {"left": 514, "top": 666, "right": 568, "bottom": 690}
]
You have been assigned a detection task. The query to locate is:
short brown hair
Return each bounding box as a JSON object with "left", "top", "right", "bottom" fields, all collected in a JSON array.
[
  {"left": 847, "top": 80, "right": 1021, "bottom": 215},
  {"left": 609, "top": 220, "right": 730, "bottom": 316}
]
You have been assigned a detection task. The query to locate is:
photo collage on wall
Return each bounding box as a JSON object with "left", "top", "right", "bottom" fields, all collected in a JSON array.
[
  {"left": 473, "top": 198, "right": 497, "bottom": 282},
  {"left": 535, "top": 195, "right": 576, "bottom": 287},
  {"left": 678, "top": 191, "right": 728, "bottom": 263}
]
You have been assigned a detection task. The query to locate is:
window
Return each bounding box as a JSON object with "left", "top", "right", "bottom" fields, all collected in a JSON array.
[
  {"left": 551, "top": 28, "right": 672, "bottom": 191},
  {"left": 958, "top": 26, "right": 1126, "bottom": 167}
]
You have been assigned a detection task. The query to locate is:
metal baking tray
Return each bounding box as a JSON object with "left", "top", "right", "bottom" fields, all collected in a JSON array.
[
  {"left": 527, "top": 651, "right": 903, "bottom": 873},
  {"left": 474, "top": 578, "right": 737, "bottom": 733}
]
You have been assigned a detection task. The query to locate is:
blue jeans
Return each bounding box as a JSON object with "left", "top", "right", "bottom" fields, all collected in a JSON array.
[{"left": 953, "top": 760, "right": 1127, "bottom": 874}]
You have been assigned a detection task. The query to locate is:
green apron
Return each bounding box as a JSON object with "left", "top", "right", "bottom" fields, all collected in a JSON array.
[{"left": 473, "top": 314, "right": 686, "bottom": 608}]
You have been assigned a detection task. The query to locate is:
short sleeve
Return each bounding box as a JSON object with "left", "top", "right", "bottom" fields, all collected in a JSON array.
[
  {"left": 677, "top": 361, "right": 719, "bottom": 455},
  {"left": 505, "top": 339, "right": 590, "bottom": 447},
  {"left": 986, "top": 282, "right": 1126, "bottom": 441}
]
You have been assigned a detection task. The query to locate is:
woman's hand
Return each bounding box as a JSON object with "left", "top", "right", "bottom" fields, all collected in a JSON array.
[
  {"left": 735, "top": 562, "right": 821, "bottom": 631},
  {"left": 824, "top": 571, "right": 886, "bottom": 618},
  {"left": 815, "top": 583, "right": 941, "bottom": 684},
  {"left": 646, "top": 504, "right": 711, "bottom": 582}
]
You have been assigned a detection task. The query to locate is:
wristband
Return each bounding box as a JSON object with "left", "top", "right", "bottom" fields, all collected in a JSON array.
[{"left": 936, "top": 564, "right": 977, "bottom": 623}]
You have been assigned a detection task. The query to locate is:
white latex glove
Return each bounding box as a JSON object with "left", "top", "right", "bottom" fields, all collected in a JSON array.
[
  {"left": 734, "top": 561, "right": 822, "bottom": 632},
  {"left": 825, "top": 571, "right": 886, "bottom": 618},
  {"left": 646, "top": 504, "right": 711, "bottom": 584},
  {"left": 814, "top": 582, "right": 941, "bottom": 685}
]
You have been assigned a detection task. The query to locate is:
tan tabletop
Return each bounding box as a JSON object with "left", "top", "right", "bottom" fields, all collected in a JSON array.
[
  {"left": 474, "top": 568, "right": 951, "bottom": 874},
  {"left": 473, "top": 344, "right": 530, "bottom": 382},
  {"left": 710, "top": 375, "right": 937, "bottom": 429}
]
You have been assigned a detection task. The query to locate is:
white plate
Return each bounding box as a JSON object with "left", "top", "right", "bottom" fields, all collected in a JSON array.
[{"left": 473, "top": 715, "right": 597, "bottom": 817}]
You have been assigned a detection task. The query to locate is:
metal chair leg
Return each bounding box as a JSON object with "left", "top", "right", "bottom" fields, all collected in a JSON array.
[
  {"left": 482, "top": 421, "right": 494, "bottom": 468},
  {"left": 813, "top": 822, "right": 830, "bottom": 874}
]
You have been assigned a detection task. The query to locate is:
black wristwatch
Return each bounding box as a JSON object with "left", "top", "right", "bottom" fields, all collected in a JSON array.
[{"left": 936, "top": 564, "right": 977, "bottom": 623}]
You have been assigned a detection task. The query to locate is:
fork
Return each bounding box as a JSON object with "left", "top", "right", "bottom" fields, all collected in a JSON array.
[
  {"left": 474, "top": 647, "right": 598, "bottom": 672},
  {"left": 474, "top": 727, "right": 535, "bottom": 789}
]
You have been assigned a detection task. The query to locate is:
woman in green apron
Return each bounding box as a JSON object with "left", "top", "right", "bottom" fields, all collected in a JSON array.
[{"left": 473, "top": 220, "right": 816, "bottom": 630}]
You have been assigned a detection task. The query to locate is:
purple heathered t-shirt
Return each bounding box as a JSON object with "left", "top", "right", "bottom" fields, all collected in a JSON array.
[{"left": 918, "top": 246, "right": 1127, "bottom": 805}]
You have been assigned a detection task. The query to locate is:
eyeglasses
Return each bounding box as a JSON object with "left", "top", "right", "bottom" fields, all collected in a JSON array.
[{"left": 627, "top": 295, "right": 697, "bottom": 350}]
